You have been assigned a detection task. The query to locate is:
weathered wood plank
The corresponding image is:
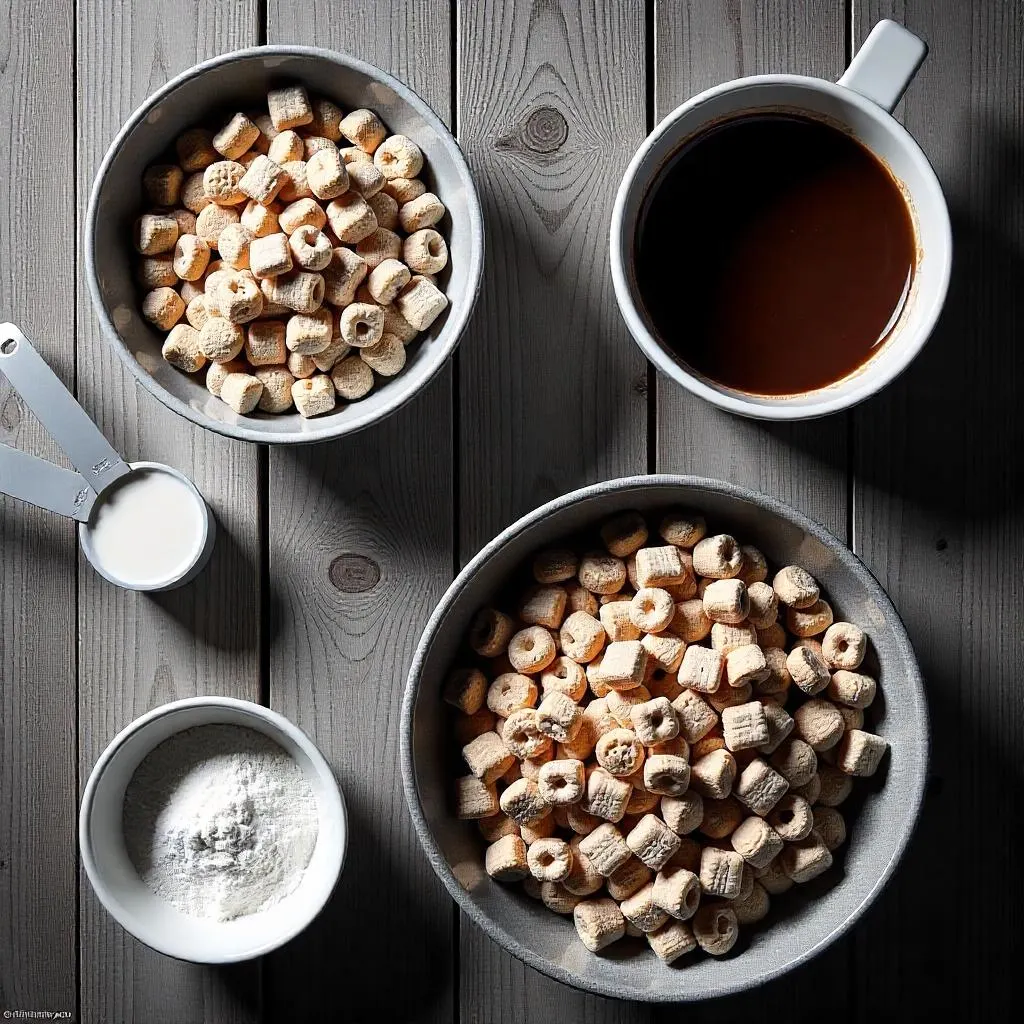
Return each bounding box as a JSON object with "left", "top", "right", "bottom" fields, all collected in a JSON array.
[
  {"left": 75, "top": 2, "right": 262, "bottom": 1022},
  {"left": 653, "top": 4, "right": 852, "bottom": 1021},
  {"left": 0, "top": 0, "right": 77, "bottom": 1015},
  {"left": 456, "top": 1, "right": 649, "bottom": 1020},
  {"left": 653, "top": 0, "right": 849, "bottom": 539},
  {"left": 851, "top": 2, "right": 1022, "bottom": 1020},
  {"left": 264, "top": 4, "right": 455, "bottom": 1022}
]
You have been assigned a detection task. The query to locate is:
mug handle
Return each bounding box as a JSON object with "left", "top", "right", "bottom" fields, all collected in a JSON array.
[{"left": 837, "top": 19, "right": 928, "bottom": 114}]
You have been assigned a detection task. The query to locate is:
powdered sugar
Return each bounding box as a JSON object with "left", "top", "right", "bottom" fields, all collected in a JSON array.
[{"left": 122, "top": 724, "right": 318, "bottom": 921}]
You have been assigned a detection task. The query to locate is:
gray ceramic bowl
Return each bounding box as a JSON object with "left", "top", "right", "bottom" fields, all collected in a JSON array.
[
  {"left": 401, "top": 475, "right": 928, "bottom": 1002},
  {"left": 86, "top": 46, "right": 484, "bottom": 444}
]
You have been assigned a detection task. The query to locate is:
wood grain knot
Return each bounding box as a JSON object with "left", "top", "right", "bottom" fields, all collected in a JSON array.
[
  {"left": 523, "top": 107, "right": 568, "bottom": 154},
  {"left": 329, "top": 553, "right": 381, "bottom": 593}
]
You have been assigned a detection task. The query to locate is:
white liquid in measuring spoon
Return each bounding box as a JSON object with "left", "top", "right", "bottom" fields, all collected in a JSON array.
[{"left": 87, "top": 469, "right": 205, "bottom": 586}]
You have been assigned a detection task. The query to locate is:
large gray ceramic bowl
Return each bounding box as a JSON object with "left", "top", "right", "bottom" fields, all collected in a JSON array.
[
  {"left": 401, "top": 475, "right": 928, "bottom": 1002},
  {"left": 87, "top": 46, "right": 483, "bottom": 444}
]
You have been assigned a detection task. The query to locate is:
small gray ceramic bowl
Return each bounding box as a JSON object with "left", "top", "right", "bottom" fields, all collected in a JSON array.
[
  {"left": 87, "top": 46, "right": 484, "bottom": 444},
  {"left": 401, "top": 475, "right": 928, "bottom": 1002}
]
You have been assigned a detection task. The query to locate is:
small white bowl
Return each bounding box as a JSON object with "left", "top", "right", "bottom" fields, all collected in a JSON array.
[{"left": 80, "top": 696, "right": 347, "bottom": 963}]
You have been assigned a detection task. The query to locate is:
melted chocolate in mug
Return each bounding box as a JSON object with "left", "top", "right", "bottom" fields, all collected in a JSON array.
[{"left": 635, "top": 113, "right": 916, "bottom": 396}]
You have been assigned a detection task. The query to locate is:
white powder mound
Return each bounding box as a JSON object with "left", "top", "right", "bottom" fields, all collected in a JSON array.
[{"left": 122, "top": 723, "right": 319, "bottom": 921}]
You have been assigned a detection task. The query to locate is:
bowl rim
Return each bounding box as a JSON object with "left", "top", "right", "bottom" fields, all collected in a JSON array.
[
  {"left": 79, "top": 694, "right": 348, "bottom": 963},
  {"left": 85, "top": 43, "right": 485, "bottom": 445},
  {"left": 400, "top": 473, "right": 929, "bottom": 1002}
]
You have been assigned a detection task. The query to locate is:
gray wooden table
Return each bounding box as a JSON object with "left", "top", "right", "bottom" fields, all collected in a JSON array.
[{"left": 1, "top": 1, "right": 1020, "bottom": 1021}]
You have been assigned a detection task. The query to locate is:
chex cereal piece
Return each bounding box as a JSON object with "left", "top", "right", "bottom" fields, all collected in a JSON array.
[
  {"left": 721, "top": 701, "right": 769, "bottom": 751},
  {"left": 261, "top": 270, "right": 324, "bottom": 314},
  {"left": 249, "top": 233, "right": 293, "bottom": 279},
  {"left": 734, "top": 757, "right": 789, "bottom": 816},
  {"left": 562, "top": 837, "right": 604, "bottom": 896},
  {"left": 659, "top": 509, "right": 706, "bottom": 548},
  {"left": 812, "top": 807, "right": 846, "bottom": 851},
  {"left": 786, "top": 645, "right": 831, "bottom": 695},
  {"left": 699, "top": 846, "right": 744, "bottom": 899},
  {"left": 746, "top": 581, "right": 779, "bottom": 628},
  {"left": 709, "top": 683, "right": 752, "bottom": 713},
  {"left": 599, "top": 601, "right": 640, "bottom": 642},
  {"left": 815, "top": 763, "right": 853, "bottom": 806},
  {"left": 697, "top": 795, "right": 744, "bottom": 839},
  {"left": 711, "top": 622, "right": 758, "bottom": 654},
  {"left": 738, "top": 545, "right": 768, "bottom": 584},
  {"left": 703, "top": 579, "right": 749, "bottom": 625},
  {"left": 690, "top": 748, "right": 736, "bottom": 799},
  {"left": 197, "top": 317, "right": 244, "bottom": 362},
  {"left": 754, "top": 857, "right": 793, "bottom": 895},
  {"left": 138, "top": 255, "right": 176, "bottom": 290},
  {"left": 678, "top": 645, "right": 723, "bottom": 693},
  {"left": 781, "top": 831, "right": 833, "bottom": 883},
  {"left": 670, "top": 601, "right": 710, "bottom": 647},
  {"left": 573, "top": 897, "right": 625, "bottom": 952},
  {"left": 291, "top": 374, "right": 336, "bottom": 418},
  {"left": 286, "top": 308, "right": 332, "bottom": 354},
  {"left": 660, "top": 791, "right": 703, "bottom": 835},
  {"left": 628, "top": 696, "right": 677, "bottom": 744},
  {"left": 787, "top": 599, "right": 834, "bottom": 638},
  {"left": 527, "top": 837, "right": 573, "bottom": 883},
  {"left": 499, "top": 778, "right": 550, "bottom": 826},
  {"left": 732, "top": 881, "right": 771, "bottom": 924},
  {"left": 455, "top": 775, "right": 498, "bottom": 819},
  {"left": 176, "top": 127, "right": 218, "bottom": 172},
  {"left": 399, "top": 192, "right": 446, "bottom": 233},
  {"left": 142, "top": 163, "right": 183, "bottom": 206},
  {"left": 730, "top": 815, "right": 783, "bottom": 868},
  {"left": 134, "top": 213, "right": 178, "bottom": 255},
  {"left": 559, "top": 610, "right": 605, "bottom": 663},
  {"left": 566, "top": 802, "right": 602, "bottom": 836},
  {"left": 758, "top": 701, "right": 795, "bottom": 755},
  {"left": 268, "top": 84, "right": 313, "bottom": 131},
  {"left": 598, "top": 640, "right": 647, "bottom": 690},
  {"left": 828, "top": 670, "right": 877, "bottom": 708},
  {"left": 346, "top": 157, "right": 386, "bottom": 198},
  {"left": 536, "top": 692, "right": 582, "bottom": 744},
  {"left": 773, "top": 565, "right": 820, "bottom": 608},
  {"left": 340, "top": 107, "right": 388, "bottom": 153},
  {"left": 486, "top": 673, "right": 537, "bottom": 718},
  {"left": 692, "top": 534, "right": 743, "bottom": 579},
  {"left": 485, "top": 834, "right": 529, "bottom": 881},
  {"left": 540, "top": 882, "right": 582, "bottom": 915},
  {"left": 620, "top": 881, "right": 668, "bottom": 934},
  {"left": 161, "top": 325, "right": 206, "bottom": 373},
  {"left": 582, "top": 767, "right": 632, "bottom": 823},
  {"left": 268, "top": 130, "right": 303, "bottom": 164},
  {"left": 793, "top": 699, "right": 845, "bottom": 751},
  {"left": 770, "top": 739, "right": 818, "bottom": 789},
  {"left": 537, "top": 758, "right": 585, "bottom": 805},
  {"left": 578, "top": 822, "right": 631, "bottom": 876},
  {"left": 758, "top": 647, "right": 792, "bottom": 699},
  {"left": 671, "top": 688, "right": 718, "bottom": 743},
  {"left": 641, "top": 633, "right": 685, "bottom": 675},
  {"left": 595, "top": 729, "right": 645, "bottom": 777},
  {"left": 634, "top": 545, "right": 687, "bottom": 588},
  {"left": 822, "top": 621, "right": 868, "bottom": 669},
  {"left": 605, "top": 859, "right": 651, "bottom": 903},
  {"left": 501, "top": 709, "right": 550, "bottom": 760},
  {"left": 626, "top": 813, "right": 681, "bottom": 871},
  {"left": 837, "top": 729, "right": 888, "bottom": 776},
  {"left": 203, "top": 160, "right": 246, "bottom": 205},
  {"left": 243, "top": 320, "right": 286, "bottom": 367},
  {"left": 477, "top": 813, "right": 518, "bottom": 843},
  {"left": 647, "top": 920, "right": 698, "bottom": 963},
  {"left": 725, "top": 644, "right": 769, "bottom": 688}
]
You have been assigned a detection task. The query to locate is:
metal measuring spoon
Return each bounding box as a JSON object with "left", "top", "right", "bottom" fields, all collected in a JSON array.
[{"left": 0, "top": 324, "right": 215, "bottom": 591}]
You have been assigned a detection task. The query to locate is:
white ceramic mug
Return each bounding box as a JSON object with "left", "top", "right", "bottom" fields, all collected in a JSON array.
[{"left": 610, "top": 20, "right": 952, "bottom": 420}]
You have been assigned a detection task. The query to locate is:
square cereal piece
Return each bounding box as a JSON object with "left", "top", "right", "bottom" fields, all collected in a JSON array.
[
  {"left": 573, "top": 897, "right": 626, "bottom": 952},
  {"left": 641, "top": 632, "right": 685, "bottom": 674},
  {"left": 267, "top": 84, "right": 314, "bottom": 131},
  {"left": 725, "top": 644, "right": 770, "bottom": 688},
  {"left": 721, "top": 701, "right": 770, "bottom": 751},
  {"left": 619, "top": 881, "right": 668, "bottom": 933},
  {"left": 647, "top": 919, "right": 698, "bottom": 963},
  {"left": 599, "top": 640, "right": 648, "bottom": 690},
  {"left": 634, "top": 545, "right": 687, "bottom": 588},
  {"left": 599, "top": 601, "right": 641, "bottom": 642},
  {"left": 678, "top": 645, "right": 724, "bottom": 693},
  {"left": 699, "top": 846, "right": 744, "bottom": 898},
  {"left": 520, "top": 585, "right": 568, "bottom": 630},
  {"left": 578, "top": 823, "right": 631, "bottom": 876},
  {"left": 711, "top": 622, "right": 759, "bottom": 654},
  {"left": 455, "top": 775, "right": 498, "bottom": 819},
  {"left": 238, "top": 154, "right": 286, "bottom": 205},
  {"left": 625, "top": 813, "right": 681, "bottom": 871},
  {"left": 836, "top": 729, "right": 889, "bottom": 777},
  {"left": 733, "top": 757, "right": 789, "bottom": 816},
  {"left": 485, "top": 834, "right": 530, "bottom": 882},
  {"left": 671, "top": 688, "right": 719, "bottom": 742},
  {"left": 462, "top": 731, "right": 515, "bottom": 785},
  {"left": 583, "top": 766, "right": 632, "bottom": 822}
]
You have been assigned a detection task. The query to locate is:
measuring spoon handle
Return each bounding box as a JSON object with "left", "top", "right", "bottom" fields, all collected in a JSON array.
[
  {"left": 0, "top": 444, "right": 96, "bottom": 521},
  {"left": 0, "top": 323, "right": 129, "bottom": 493}
]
